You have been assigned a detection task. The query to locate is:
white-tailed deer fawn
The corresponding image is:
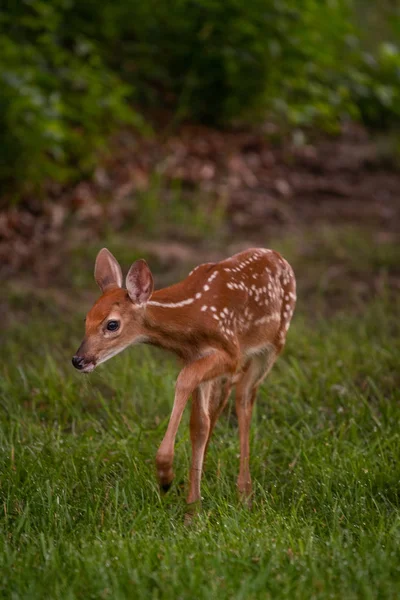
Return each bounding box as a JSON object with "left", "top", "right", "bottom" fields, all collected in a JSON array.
[{"left": 73, "top": 247, "right": 296, "bottom": 509}]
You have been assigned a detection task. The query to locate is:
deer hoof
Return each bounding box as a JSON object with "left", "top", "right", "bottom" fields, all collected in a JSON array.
[
  {"left": 237, "top": 481, "right": 253, "bottom": 509},
  {"left": 160, "top": 481, "right": 172, "bottom": 494},
  {"left": 184, "top": 499, "right": 202, "bottom": 525}
]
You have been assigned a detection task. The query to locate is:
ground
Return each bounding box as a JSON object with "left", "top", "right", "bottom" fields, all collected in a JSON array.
[{"left": 0, "top": 125, "right": 399, "bottom": 599}]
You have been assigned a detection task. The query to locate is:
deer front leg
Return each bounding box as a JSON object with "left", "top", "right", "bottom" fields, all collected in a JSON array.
[{"left": 155, "top": 350, "right": 236, "bottom": 494}]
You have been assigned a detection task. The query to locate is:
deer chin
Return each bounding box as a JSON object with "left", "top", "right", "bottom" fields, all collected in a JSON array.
[
  {"left": 80, "top": 362, "right": 96, "bottom": 374},
  {"left": 96, "top": 346, "right": 128, "bottom": 367}
]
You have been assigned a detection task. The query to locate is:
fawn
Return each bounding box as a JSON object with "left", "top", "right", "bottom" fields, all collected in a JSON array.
[{"left": 72, "top": 247, "right": 296, "bottom": 508}]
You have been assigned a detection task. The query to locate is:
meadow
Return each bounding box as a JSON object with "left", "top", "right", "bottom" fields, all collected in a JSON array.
[{"left": 1, "top": 227, "right": 399, "bottom": 599}]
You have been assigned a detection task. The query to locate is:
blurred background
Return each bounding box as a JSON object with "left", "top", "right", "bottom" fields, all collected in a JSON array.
[{"left": 0, "top": 0, "right": 399, "bottom": 312}]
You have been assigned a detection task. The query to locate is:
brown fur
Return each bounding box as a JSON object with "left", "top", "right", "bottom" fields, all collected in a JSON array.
[{"left": 85, "top": 288, "right": 128, "bottom": 333}]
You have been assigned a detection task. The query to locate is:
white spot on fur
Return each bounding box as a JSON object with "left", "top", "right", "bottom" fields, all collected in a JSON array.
[
  {"left": 188, "top": 265, "right": 200, "bottom": 276},
  {"left": 148, "top": 297, "right": 194, "bottom": 308},
  {"left": 254, "top": 313, "right": 280, "bottom": 326}
]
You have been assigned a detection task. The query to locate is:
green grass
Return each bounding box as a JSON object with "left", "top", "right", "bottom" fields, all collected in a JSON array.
[{"left": 1, "top": 232, "right": 400, "bottom": 599}]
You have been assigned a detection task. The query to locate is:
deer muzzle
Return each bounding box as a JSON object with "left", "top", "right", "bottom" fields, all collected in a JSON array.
[{"left": 72, "top": 341, "right": 97, "bottom": 373}]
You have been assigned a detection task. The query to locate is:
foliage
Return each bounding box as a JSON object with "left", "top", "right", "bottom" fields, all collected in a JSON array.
[
  {"left": 59, "top": 0, "right": 358, "bottom": 127},
  {"left": 0, "top": 0, "right": 400, "bottom": 194},
  {"left": 352, "top": 43, "right": 400, "bottom": 127},
  {"left": 276, "top": 1, "right": 400, "bottom": 129},
  {"left": 60, "top": 0, "right": 400, "bottom": 129},
  {"left": 0, "top": 1, "right": 138, "bottom": 193}
]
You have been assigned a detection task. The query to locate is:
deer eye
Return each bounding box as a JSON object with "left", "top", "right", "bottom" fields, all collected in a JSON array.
[{"left": 106, "top": 320, "right": 119, "bottom": 332}]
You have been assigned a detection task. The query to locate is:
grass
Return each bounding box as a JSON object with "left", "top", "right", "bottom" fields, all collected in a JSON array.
[{"left": 1, "top": 229, "right": 400, "bottom": 599}]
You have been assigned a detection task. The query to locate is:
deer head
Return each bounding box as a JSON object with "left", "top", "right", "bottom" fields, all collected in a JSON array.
[{"left": 72, "top": 248, "right": 153, "bottom": 373}]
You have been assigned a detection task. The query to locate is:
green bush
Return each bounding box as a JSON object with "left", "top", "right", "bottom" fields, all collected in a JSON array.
[
  {"left": 352, "top": 42, "right": 400, "bottom": 127},
  {"left": 71, "top": 0, "right": 400, "bottom": 129},
  {"left": 0, "top": 0, "right": 400, "bottom": 195},
  {"left": 64, "top": 0, "right": 361, "bottom": 126},
  {"left": 0, "top": 0, "right": 137, "bottom": 195}
]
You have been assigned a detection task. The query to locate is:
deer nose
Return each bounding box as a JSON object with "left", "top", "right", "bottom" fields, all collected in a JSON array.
[{"left": 72, "top": 355, "right": 85, "bottom": 370}]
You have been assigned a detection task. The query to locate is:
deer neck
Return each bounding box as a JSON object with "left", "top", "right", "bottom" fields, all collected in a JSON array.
[{"left": 139, "top": 293, "right": 199, "bottom": 360}]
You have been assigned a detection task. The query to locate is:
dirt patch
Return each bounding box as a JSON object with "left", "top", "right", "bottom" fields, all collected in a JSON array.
[{"left": 1, "top": 122, "right": 399, "bottom": 292}]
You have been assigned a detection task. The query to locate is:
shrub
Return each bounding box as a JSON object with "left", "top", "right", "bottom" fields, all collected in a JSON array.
[
  {"left": 71, "top": 0, "right": 400, "bottom": 130},
  {"left": 352, "top": 42, "right": 400, "bottom": 127},
  {"left": 66, "top": 0, "right": 360, "bottom": 126},
  {"left": 0, "top": 0, "right": 138, "bottom": 195},
  {"left": 0, "top": 0, "right": 399, "bottom": 195}
]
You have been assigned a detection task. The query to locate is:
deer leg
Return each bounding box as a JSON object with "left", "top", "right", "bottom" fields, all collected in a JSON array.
[
  {"left": 235, "top": 349, "right": 277, "bottom": 502},
  {"left": 187, "top": 382, "right": 212, "bottom": 505},
  {"left": 156, "top": 350, "right": 237, "bottom": 493},
  {"left": 187, "top": 378, "right": 232, "bottom": 505},
  {"left": 235, "top": 366, "right": 257, "bottom": 501},
  {"left": 184, "top": 379, "right": 232, "bottom": 521},
  {"left": 205, "top": 377, "right": 232, "bottom": 454}
]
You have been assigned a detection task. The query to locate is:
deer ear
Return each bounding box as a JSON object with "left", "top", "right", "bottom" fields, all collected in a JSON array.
[
  {"left": 94, "top": 248, "right": 123, "bottom": 292},
  {"left": 126, "top": 259, "right": 154, "bottom": 304}
]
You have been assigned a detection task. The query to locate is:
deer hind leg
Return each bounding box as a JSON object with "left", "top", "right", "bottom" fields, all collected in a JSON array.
[
  {"left": 205, "top": 377, "right": 232, "bottom": 453},
  {"left": 187, "top": 381, "right": 213, "bottom": 507},
  {"left": 235, "top": 347, "right": 277, "bottom": 503},
  {"left": 185, "top": 379, "right": 232, "bottom": 520}
]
